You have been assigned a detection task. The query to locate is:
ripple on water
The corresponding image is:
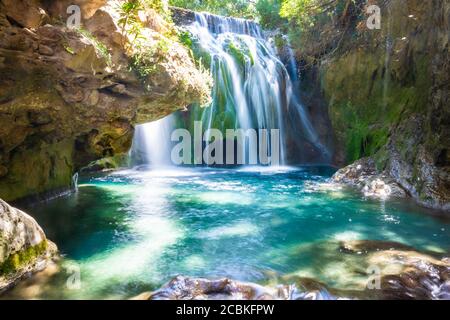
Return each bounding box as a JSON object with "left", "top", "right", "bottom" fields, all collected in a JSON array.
[{"left": 2, "top": 166, "right": 448, "bottom": 300}]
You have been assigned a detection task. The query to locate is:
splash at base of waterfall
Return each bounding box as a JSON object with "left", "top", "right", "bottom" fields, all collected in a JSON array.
[{"left": 130, "top": 115, "right": 176, "bottom": 167}]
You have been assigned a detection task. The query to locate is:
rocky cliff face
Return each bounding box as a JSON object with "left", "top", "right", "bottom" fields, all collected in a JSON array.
[
  {"left": 296, "top": 0, "right": 449, "bottom": 211},
  {"left": 0, "top": 199, "right": 57, "bottom": 291},
  {"left": 0, "top": 0, "right": 211, "bottom": 202}
]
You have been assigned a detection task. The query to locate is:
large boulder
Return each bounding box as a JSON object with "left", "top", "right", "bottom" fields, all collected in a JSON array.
[{"left": 0, "top": 199, "right": 57, "bottom": 291}]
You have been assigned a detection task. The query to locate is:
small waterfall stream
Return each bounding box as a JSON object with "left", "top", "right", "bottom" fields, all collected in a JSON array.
[
  {"left": 131, "top": 12, "right": 328, "bottom": 167},
  {"left": 130, "top": 114, "right": 176, "bottom": 167}
]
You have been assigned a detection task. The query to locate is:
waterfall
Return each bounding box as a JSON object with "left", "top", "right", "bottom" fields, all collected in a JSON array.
[
  {"left": 130, "top": 114, "right": 176, "bottom": 167},
  {"left": 131, "top": 11, "right": 328, "bottom": 167},
  {"left": 72, "top": 172, "right": 79, "bottom": 192}
]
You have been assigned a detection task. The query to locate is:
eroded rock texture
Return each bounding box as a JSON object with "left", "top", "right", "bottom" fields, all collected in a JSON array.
[
  {"left": 296, "top": 0, "right": 449, "bottom": 211},
  {"left": 0, "top": 0, "right": 211, "bottom": 201}
]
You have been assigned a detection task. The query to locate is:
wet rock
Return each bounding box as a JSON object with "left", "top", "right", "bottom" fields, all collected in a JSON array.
[
  {"left": 383, "top": 115, "right": 450, "bottom": 212},
  {"left": 0, "top": 199, "right": 57, "bottom": 291},
  {"left": 300, "top": 0, "right": 450, "bottom": 212},
  {"left": 143, "top": 276, "right": 339, "bottom": 300},
  {"left": 339, "top": 240, "right": 450, "bottom": 300},
  {"left": 371, "top": 250, "right": 450, "bottom": 300},
  {"left": 148, "top": 276, "right": 273, "bottom": 300},
  {"left": 0, "top": 166, "right": 7, "bottom": 178},
  {"left": 27, "top": 110, "right": 52, "bottom": 127},
  {"left": 332, "top": 157, "right": 407, "bottom": 199},
  {"left": 109, "top": 84, "right": 127, "bottom": 95},
  {"left": 339, "top": 240, "right": 416, "bottom": 255},
  {"left": 80, "top": 154, "right": 129, "bottom": 173}
]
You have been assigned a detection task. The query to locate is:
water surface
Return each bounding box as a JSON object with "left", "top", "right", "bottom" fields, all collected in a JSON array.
[{"left": 4, "top": 166, "right": 449, "bottom": 299}]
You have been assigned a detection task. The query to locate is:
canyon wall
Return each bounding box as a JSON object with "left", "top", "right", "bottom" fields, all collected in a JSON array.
[
  {"left": 296, "top": 0, "right": 449, "bottom": 211},
  {"left": 0, "top": 0, "right": 211, "bottom": 202}
]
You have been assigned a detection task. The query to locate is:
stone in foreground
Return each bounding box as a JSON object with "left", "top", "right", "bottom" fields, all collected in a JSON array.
[{"left": 0, "top": 199, "right": 57, "bottom": 292}]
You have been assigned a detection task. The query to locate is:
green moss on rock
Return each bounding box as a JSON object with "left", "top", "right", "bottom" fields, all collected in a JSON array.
[
  {"left": 0, "top": 139, "right": 74, "bottom": 202},
  {"left": 322, "top": 46, "right": 431, "bottom": 164},
  {"left": 0, "top": 240, "right": 48, "bottom": 276}
]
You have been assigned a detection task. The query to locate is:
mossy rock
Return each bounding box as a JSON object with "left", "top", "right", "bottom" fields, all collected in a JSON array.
[
  {"left": 81, "top": 153, "right": 130, "bottom": 173},
  {"left": 0, "top": 240, "right": 48, "bottom": 276}
]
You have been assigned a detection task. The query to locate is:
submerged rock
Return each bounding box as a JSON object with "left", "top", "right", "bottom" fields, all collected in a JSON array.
[
  {"left": 338, "top": 240, "right": 416, "bottom": 255},
  {"left": 0, "top": 199, "right": 57, "bottom": 292},
  {"left": 339, "top": 240, "right": 450, "bottom": 300},
  {"left": 371, "top": 250, "right": 450, "bottom": 300}
]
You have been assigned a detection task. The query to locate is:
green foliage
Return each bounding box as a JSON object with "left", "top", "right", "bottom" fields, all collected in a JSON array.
[
  {"left": 117, "top": 0, "right": 145, "bottom": 48},
  {"left": 273, "top": 34, "right": 287, "bottom": 50},
  {"left": 226, "top": 41, "right": 255, "bottom": 69},
  {"left": 177, "top": 29, "right": 212, "bottom": 70},
  {"left": 227, "top": 42, "right": 247, "bottom": 66},
  {"left": 280, "top": 0, "right": 359, "bottom": 35},
  {"left": 130, "top": 38, "right": 170, "bottom": 79},
  {"left": 144, "top": 0, "right": 168, "bottom": 14},
  {"left": 178, "top": 30, "right": 193, "bottom": 49},
  {"left": 169, "top": 0, "right": 290, "bottom": 31},
  {"left": 280, "top": 0, "right": 340, "bottom": 27},
  {"left": 117, "top": 1, "right": 174, "bottom": 82},
  {"left": 255, "top": 0, "right": 287, "bottom": 30},
  {"left": 280, "top": 0, "right": 321, "bottom": 27},
  {"left": 169, "top": 0, "right": 257, "bottom": 19}
]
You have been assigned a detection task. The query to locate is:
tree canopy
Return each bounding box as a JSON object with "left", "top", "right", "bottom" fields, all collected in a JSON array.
[
  {"left": 169, "top": 0, "right": 258, "bottom": 19},
  {"left": 168, "top": 0, "right": 341, "bottom": 30}
]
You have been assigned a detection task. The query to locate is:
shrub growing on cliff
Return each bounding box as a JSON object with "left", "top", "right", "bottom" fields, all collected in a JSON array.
[
  {"left": 116, "top": 0, "right": 213, "bottom": 104},
  {"left": 169, "top": 0, "right": 257, "bottom": 19},
  {"left": 118, "top": 0, "right": 145, "bottom": 49},
  {"left": 129, "top": 38, "right": 170, "bottom": 79},
  {"left": 76, "top": 28, "right": 113, "bottom": 66},
  {"left": 118, "top": 1, "right": 171, "bottom": 80},
  {"left": 278, "top": 0, "right": 370, "bottom": 64}
]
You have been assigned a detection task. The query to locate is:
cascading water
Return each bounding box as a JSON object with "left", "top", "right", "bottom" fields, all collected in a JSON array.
[
  {"left": 131, "top": 12, "right": 328, "bottom": 167},
  {"left": 130, "top": 114, "right": 176, "bottom": 167}
]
